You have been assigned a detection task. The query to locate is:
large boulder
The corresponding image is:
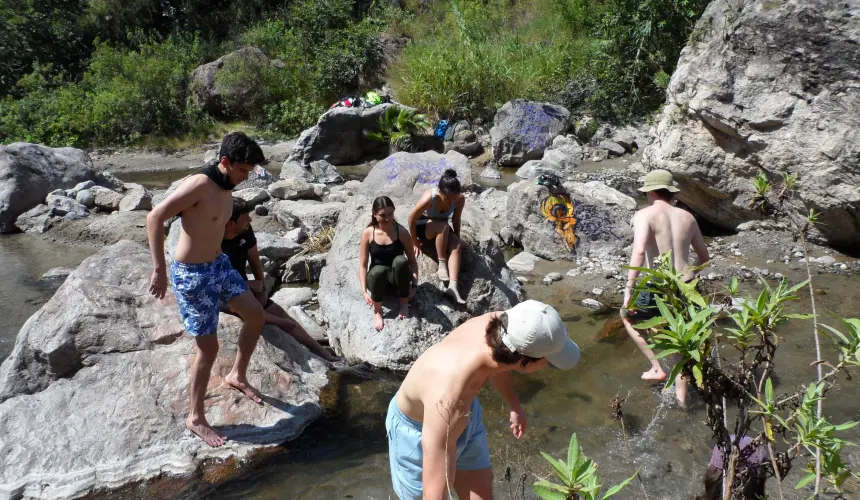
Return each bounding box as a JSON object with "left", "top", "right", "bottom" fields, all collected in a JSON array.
[
  {"left": 235, "top": 165, "right": 276, "bottom": 191},
  {"left": 317, "top": 151, "right": 522, "bottom": 370},
  {"left": 0, "top": 241, "right": 328, "bottom": 498},
  {"left": 643, "top": 0, "right": 860, "bottom": 247},
  {"left": 0, "top": 143, "right": 95, "bottom": 233},
  {"left": 118, "top": 183, "right": 152, "bottom": 212},
  {"left": 286, "top": 103, "right": 416, "bottom": 167},
  {"left": 542, "top": 135, "right": 584, "bottom": 173},
  {"left": 490, "top": 100, "right": 570, "bottom": 167},
  {"left": 506, "top": 180, "right": 634, "bottom": 261},
  {"left": 272, "top": 200, "right": 345, "bottom": 235},
  {"left": 189, "top": 47, "right": 269, "bottom": 118}
]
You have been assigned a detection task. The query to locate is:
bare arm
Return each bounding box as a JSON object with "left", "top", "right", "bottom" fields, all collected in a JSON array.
[
  {"left": 145, "top": 176, "right": 205, "bottom": 298},
  {"left": 247, "top": 245, "right": 266, "bottom": 295},
  {"left": 489, "top": 371, "right": 527, "bottom": 439},
  {"left": 359, "top": 228, "right": 371, "bottom": 293},
  {"left": 422, "top": 396, "right": 469, "bottom": 500},
  {"left": 398, "top": 223, "right": 420, "bottom": 283},
  {"left": 407, "top": 191, "right": 432, "bottom": 244},
  {"left": 451, "top": 195, "right": 465, "bottom": 236},
  {"left": 690, "top": 222, "right": 710, "bottom": 268},
  {"left": 624, "top": 213, "right": 651, "bottom": 306}
]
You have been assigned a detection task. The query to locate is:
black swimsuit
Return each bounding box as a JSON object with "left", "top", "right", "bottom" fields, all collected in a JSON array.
[{"left": 369, "top": 225, "right": 405, "bottom": 268}]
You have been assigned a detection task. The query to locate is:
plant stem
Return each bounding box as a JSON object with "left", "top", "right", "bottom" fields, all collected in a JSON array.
[{"left": 799, "top": 232, "right": 823, "bottom": 498}]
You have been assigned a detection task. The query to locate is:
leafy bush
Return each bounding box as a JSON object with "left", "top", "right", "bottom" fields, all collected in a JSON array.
[
  {"left": 364, "top": 105, "right": 430, "bottom": 153},
  {"left": 264, "top": 98, "right": 327, "bottom": 137}
]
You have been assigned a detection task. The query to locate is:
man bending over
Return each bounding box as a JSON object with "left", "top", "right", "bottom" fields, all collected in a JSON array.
[
  {"left": 386, "top": 300, "right": 580, "bottom": 499},
  {"left": 147, "top": 132, "right": 267, "bottom": 447}
]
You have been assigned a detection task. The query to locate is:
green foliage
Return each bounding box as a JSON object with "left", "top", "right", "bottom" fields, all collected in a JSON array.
[
  {"left": 752, "top": 172, "right": 773, "bottom": 198},
  {"left": 365, "top": 105, "right": 430, "bottom": 153},
  {"left": 264, "top": 98, "right": 327, "bottom": 138},
  {"left": 533, "top": 433, "right": 637, "bottom": 500}
]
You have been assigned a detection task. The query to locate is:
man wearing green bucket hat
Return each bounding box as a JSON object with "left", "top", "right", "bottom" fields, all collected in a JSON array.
[{"left": 620, "top": 169, "right": 710, "bottom": 406}]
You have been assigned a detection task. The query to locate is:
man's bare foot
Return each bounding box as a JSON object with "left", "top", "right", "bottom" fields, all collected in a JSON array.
[
  {"left": 186, "top": 416, "right": 227, "bottom": 447},
  {"left": 373, "top": 311, "right": 385, "bottom": 331},
  {"left": 445, "top": 287, "right": 466, "bottom": 305},
  {"left": 398, "top": 302, "right": 409, "bottom": 319},
  {"left": 225, "top": 375, "right": 263, "bottom": 405},
  {"left": 641, "top": 367, "right": 667, "bottom": 381}
]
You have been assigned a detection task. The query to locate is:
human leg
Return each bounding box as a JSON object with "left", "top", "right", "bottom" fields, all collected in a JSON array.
[
  {"left": 423, "top": 220, "right": 450, "bottom": 281},
  {"left": 367, "top": 264, "right": 390, "bottom": 331},
  {"left": 621, "top": 313, "right": 666, "bottom": 381},
  {"left": 391, "top": 254, "right": 411, "bottom": 318},
  {"left": 455, "top": 398, "right": 492, "bottom": 499},
  {"left": 453, "top": 469, "right": 493, "bottom": 500},
  {"left": 225, "top": 289, "right": 265, "bottom": 404},
  {"left": 445, "top": 232, "right": 466, "bottom": 304},
  {"left": 187, "top": 335, "right": 226, "bottom": 447},
  {"left": 675, "top": 374, "right": 688, "bottom": 408},
  {"left": 264, "top": 302, "right": 338, "bottom": 361}
]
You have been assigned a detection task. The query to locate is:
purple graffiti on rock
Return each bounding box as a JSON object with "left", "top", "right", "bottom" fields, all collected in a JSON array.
[{"left": 383, "top": 156, "right": 451, "bottom": 185}]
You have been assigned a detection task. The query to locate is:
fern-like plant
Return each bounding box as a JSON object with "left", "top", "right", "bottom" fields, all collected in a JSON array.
[{"left": 365, "top": 105, "right": 430, "bottom": 154}]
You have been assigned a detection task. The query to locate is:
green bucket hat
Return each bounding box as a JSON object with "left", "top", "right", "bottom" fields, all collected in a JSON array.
[{"left": 638, "top": 169, "right": 680, "bottom": 193}]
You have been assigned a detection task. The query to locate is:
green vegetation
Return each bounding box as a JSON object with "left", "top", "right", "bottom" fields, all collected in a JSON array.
[
  {"left": 364, "top": 106, "right": 430, "bottom": 154},
  {"left": 1, "top": 0, "right": 708, "bottom": 148}
]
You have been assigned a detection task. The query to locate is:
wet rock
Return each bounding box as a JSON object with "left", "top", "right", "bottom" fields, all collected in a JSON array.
[
  {"left": 0, "top": 143, "right": 96, "bottom": 233},
  {"left": 318, "top": 151, "right": 521, "bottom": 370},
  {"left": 480, "top": 164, "right": 502, "bottom": 180},
  {"left": 592, "top": 287, "right": 603, "bottom": 296},
  {"left": 118, "top": 184, "right": 152, "bottom": 212},
  {"left": 270, "top": 287, "right": 315, "bottom": 308},
  {"left": 0, "top": 241, "right": 328, "bottom": 498},
  {"left": 507, "top": 251, "right": 542, "bottom": 273},
  {"left": 41, "top": 267, "right": 75, "bottom": 281},
  {"left": 515, "top": 160, "right": 562, "bottom": 180},
  {"left": 589, "top": 148, "right": 609, "bottom": 162},
  {"left": 542, "top": 272, "right": 563, "bottom": 285},
  {"left": 582, "top": 298, "right": 603, "bottom": 309},
  {"left": 491, "top": 100, "right": 571, "bottom": 167},
  {"left": 643, "top": 0, "right": 860, "bottom": 247},
  {"left": 14, "top": 205, "right": 51, "bottom": 233},
  {"left": 814, "top": 255, "right": 837, "bottom": 266},
  {"left": 542, "top": 135, "right": 583, "bottom": 173}
]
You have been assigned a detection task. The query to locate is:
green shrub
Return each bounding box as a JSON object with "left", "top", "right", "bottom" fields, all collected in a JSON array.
[{"left": 263, "top": 98, "right": 326, "bottom": 138}]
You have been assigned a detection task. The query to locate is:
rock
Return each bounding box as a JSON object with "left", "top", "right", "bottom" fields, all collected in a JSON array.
[
  {"left": 0, "top": 241, "right": 328, "bottom": 498},
  {"left": 272, "top": 200, "right": 344, "bottom": 235},
  {"left": 491, "top": 100, "right": 571, "bottom": 167},
  {"left": 542, "top": 135, "right": 583, "bottom": 173},
  {"left": 643, "top": 0, "right": 860, "bottom": 247},
  {"left": 90, "top": 186, "right": 124, "bottom": 212},
  {"left": 582, "top": 298, "right": 603, "bottom": 309},
  {"left": 255, "top": 232, "right": 302, "bottom": 271},
  {"left": 309, "top": 160, "right": 344, "bottom": 184},
  {"left": 515, "top": 160, "right": 562, "bottom": 180},
  {"left": 189, "top": 47, "right": 269, "bottom": 117},
  {"left": 516, "top": 276, "right": 530, "bottom": 283},
  {"left": 282, "top": 253, "right": 327, "bottom": 283},
  {"left": 598, "top": 140, "right": 626, "bottom": 157},
  {"left": 118, "top": 184, "right": 152, "bottom": 212},
  {"left": 94, "top": 171, "right": 125, "bottom": 192},
  {"left": 0, "top": 143, "right": 96, "bottom": 233},
  {"left": 480, "top": 164, "right": 502, "bottom": 179},
  {"left": 75, "top": 189, "right": 95, "bottom": 208},
  {"left": 566, "top": 181, "right": 637, "bottom": 211},
  {"left": 589, "top": 148, "right": 609, "bottom": 162},
  {"left": 255, "top": 204, "right": 269, "bottom": 216},
  {"left": 67, "top": 180, "right": 95, "bottom": 197},
  {"left": 317, "top": 151, "right": 521, "bottom": 370},
  {"left": 326, "top": 192, "right": 350, "bottom": 203},
  {"left": 507, "top": 180, "right": 634, "bottom": 261},
  {"left": 280, "top": 160, "right": 315, "bottom": 182},
  {"left": 46, "top": 194, "right": 88, "bottom": 220},
  {"left": 574, "top": 116, "right": 598, "bottom": 142},
  {"left": 542, "top": 272, "right": 563, "bottom": 285},
  {"left": 233, "top": 187, "right": 270, "bottom": 207},
  {"left": 840, "top": 264, "right": 848, "bottom": 271},
  {"left": 203, "top": 149, "right": 218, "bottom": 164},
  {"left": 287, "top": 103, "right": 414, "bottom": 167},
  {"left": 267, "top": 179, "right": 318, "bottom": 201},
  {"left": 286, "top": 227, "right": 307, "bottom": 244},
  {"left": 591, "top": 287, "right": 603, "bottom": 296},
  {"left": 444, "top": 128, "right": 481, "bottom": 156},
  {"left": 815, "top": 255, "right": 837, "bottom": 266},
  {"left": 270, "top": 287, "right": 315, "bottom": 309},
  {"left": 47, "top": 211, "right": 150, "bottom": 248},
  {"left": 287, "top": 306, "right": 328, "bottom": 342},
  {"left": 41, "top": 267, "right": 74, "bottom": 281},
  {"left": 14, "top": 205, "right": 51, "bottom": 233},
  {"left": 262, "top": 140, "right": 296, "bottom": 165},
  {"left": 611, "top": 130, "right": 636, "bottom": 152},
  {"left": 506, "top": 252, "right": 542, "bottom": 273},
  {"left": 234, "top": 165, "right": 276, "bottom": 191}
]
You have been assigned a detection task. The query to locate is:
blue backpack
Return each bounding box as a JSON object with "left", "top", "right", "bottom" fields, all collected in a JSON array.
[{"left": 434, "top": 120, "right": 450, "bottom": 139}]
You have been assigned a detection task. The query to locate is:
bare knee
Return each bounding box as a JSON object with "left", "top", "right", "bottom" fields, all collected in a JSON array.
[
  {"left": 194, "top": 337, "right": 220, "bottom": 361},
  {"left": 449, "top": 234, "right": 462, "bottom": 252}
]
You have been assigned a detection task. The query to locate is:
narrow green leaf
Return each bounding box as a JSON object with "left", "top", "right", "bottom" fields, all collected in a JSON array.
[
  {"left": 765, "top": 378, "right": 774, "bottom": 402},
  {"left": 795, "top": 472, "right": 816, "bottom": 489},
  {"left": 567, "top": 434, "right": 579, "bottom": 481},
  {"left": 655, "top": 349, "right": 681, "bottom": 359},
  {"left": 821, "top": 324, "right": 850, "bottom": 344},
  {"left": 533, "top": 483, "right": 568, "bottom": 500},
  {"left": 785, "top": 314, "right": 815, "bottom": 320},
  {"left": 664, "top": 361, "right": 684, "bottom": 390},
  {"left": 834, "top": 421, "right": 860, "bottom": 431},
  {"left": 600, "top": 469, "right": 640, "bottom": 499},
  {"left": 540, "top": 452, "right": 571, "bottom": 486},
  {"left": 533, "top": 480, "right": 570, "bottom": 494},
  {"left": 633, "top": 316, "right": 667, "bottom": 330}
]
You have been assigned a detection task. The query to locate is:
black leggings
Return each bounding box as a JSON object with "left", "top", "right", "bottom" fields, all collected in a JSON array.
[{"left": 367, "top": 255, "right": 411, "bottom": 302}]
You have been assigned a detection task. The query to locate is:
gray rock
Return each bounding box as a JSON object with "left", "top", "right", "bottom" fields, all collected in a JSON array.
[
  {"left": 287, "top": 103, "right": 414, "bottom": 167},
  {"left": 491, "top": 100, "right": 571, "bottom": 166},
  {"left": 309, "top": 160, "right": 344, "bottom": 184},
  {"left": 815, "top": 255, "right": 837, "bottom": 266},
  {"left": 326, "top": 192, "right": 350, "bottom": 203},
  {"left": 203, "top": 149, "right": 218, "bottom": 164},
  {"left": 118, "top": 185, "right": 152, "bottom": 212},
  {"left": 254, "top": 204, "right": 269, "bottom": 216},
  {"left": 480, "top": 164, "right": 502, "bottom": 179},
  {"left": 233, "top": 188, "right": 270, "bottom": 207},
  {"left": 189, "top": 47, "right": 269, "bottom": 118},
  {"left": 0, "top": 241, "right": 327, "bottom": 498},
  {"left": 318, "top": 151, "right": 521, "bottom": 370},
  {"left": 46, "top": 194, "right": 88, "bottom": 219},
  {"left": 43, "top": 211, "right": 149, "bottom": 248},
  {"left": 255, "top": 232, "right": 302, "bottom": 270},
  {"left": 272, "top": 200, "right": 344, "bottom": 235},
  {"left": 282, "top": 253, "right": 327, "bottom": 284},
  {"left": 267, "top": 179, "right": 318, "bottom": 201},
  {"left": 94, "top": 171, "right": 125, "bottom": 192},
  {"left": 506, "top": 180, "right": 634, "bottom": 261},
  {"left": 589, "top": 148, "right": 609, "bottom": 162},
  {"left": 542, "top": 272, "right": 563, "bottom": 285},
  {"left": 68, "top": 180, "right": 95, "bottom": 196},
  {"left": 235, "top": 165, "right": 276, "bottom": 191},
  {"left": 280, "top": 160, "right": 315, "bottom": 182},
  {"left": 90, "top": 186, "right": 124, "bottom": 212},
  {"left": 506, "top": 251, "right": 542, "bottom": 273},
  {"left": 542, "top": 135, "right": 583, "bottom": 173},
  {"left": 270, "top": 287, "right": 315, "bottom": 308},
  {"left": 14, "top": 204, "right": 51, "bottom": 233},
  {"left": 642, "top": 0, "right": 860, "bottom": 247},
  {"left": 444, "top": 128, "right": 481, "bottom": 156},
  {"left": 515, "top": 160, "right": 561, "bottom": 180},
  {"left": 41, "top": 267, "right": 75, "bottom": 281},
  {"left": 611, "top": 130, "right": 636, "bottom": 152},
  {"left": 582, "top": 298, "right": 603, "bottom": 309},
  {"left": 0, "top": 143, "right": 96, "bottom": 233},
  {"left": 75, "top": 189, "right": 95, "bottom": 208},
  {"left": 599, "top": 140, "right": 626, "bottom": 157},
  {"left": 574, "top": 116, "right": 598, "bottom": 142},
  {"left": 286, "top": 227, "right": 307, "bottom": 244},
  {"left": 566, "top": 181, "right": 637, "bottom": 210},
  {"left": 287, "top": 306, "right": 328, "bottom": 342}
]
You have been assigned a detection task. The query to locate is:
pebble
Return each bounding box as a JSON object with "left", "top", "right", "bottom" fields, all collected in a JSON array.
[
  {"left": 816, "top": 255, "right": 836, "bottom": 265},
  {"left": 782, "top": 255, "right": 790, "bottom": 261},
  {"left": 542, "top": 272, "right": 563, "bottom": 285},
  {"left": 566, "top": 269, "right": 580, "bottom": 277},
  {"left": 707, "top": 272, "right": 717, "bottom": 280},
  {"left": 582, "top": 298, "right": 602, "bottom": 309},
  {"left": 516, "top": 276, "right": 530, "bottom": 284},
  {"left": 789, "top": 262, "right": 801, "bottom": 270},
  {"left": 766, "top": 260, "right": 774, "bottom": 264},
  {"left": 840, "top": 264, "right": 848, "bottom": 271},
  {"left": 774, "top": 272, "right": 784, "bottom": 279},
  {"left": 592, "top": 287, "right": 603, "bottom": 296},
  {"left": 794, "top": 252, "right": 804, "bottom": 258},
  {"left": 733, "top": 250, "right": 743, "bottom": 257}
]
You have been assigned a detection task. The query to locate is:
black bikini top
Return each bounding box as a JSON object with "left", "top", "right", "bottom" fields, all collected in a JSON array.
[{"left": 200, "top": 162, "right": 236, "bottom": 190}]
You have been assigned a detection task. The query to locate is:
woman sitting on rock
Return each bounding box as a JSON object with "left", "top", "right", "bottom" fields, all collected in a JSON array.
[
  {"left": 408, "top": 169, "right": 466, "bottom": 304},
  {"left": 359, "top": 196, "right": 420, "bottom": 331}
]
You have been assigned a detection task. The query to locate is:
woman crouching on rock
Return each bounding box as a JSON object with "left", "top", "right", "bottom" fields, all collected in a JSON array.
[
  {"left": 359, "top": 196, "right": 420, "bottom": 331},
  {"left": 408, "top": 168, "right": 466, "bottom": 304}
]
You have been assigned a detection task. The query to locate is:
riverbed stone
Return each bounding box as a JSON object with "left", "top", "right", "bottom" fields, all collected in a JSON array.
[
  {"left": 282, "top": 253, "right": 327, "bottom": 283},
  {"left": 46, "top": 194, "right": 89, "bottom": 220},
  {"left": 90, "top": 186, "right": 124, "bottom": 212},
  {"left": 95, "top": 171, "right": 125, "bottom": 192},
  {"left": 272, "top": 200, "right": 344, "bottom": 235},
  {"left": 235, "top": 165, "right": 276, "bottom": 191},
  {"left": 118, "top": 184, "right": 153, "bottom": 212},
  {"left": 599, "top": 140, "right": 626, "bottom": 157},
  {"left": 233, "top": 187, "right": 270, "bottom": 207},
  {"left": 643, "top": 0, "right": 860, "bottom": 247},
  {"left": 491, "top": 100, "right": 571, "bottom": 167},
  {"left": 318, "top": 150, "right": 521, "bottom": 370},
  {"left": 542, "top": 135, "right": 583, "bottom": 174},
  {"left": 309, "top": 160, "right": 344, "bottom": 184},
  {"left": 574, "top": 116, "right": 599, "bottom": 142},
  {"left": 74, "top": 189, "right": 95, "bottom": 208},
  {"left": 0, "top": 240, "right": 328, "bottom": 499},
  {"left": 566, "top": 181, "right": 637, "bottom": 211},
  {"left": 267, "top": 179, "right": 318, "bottom": 201},
  {"left": 515, "top": 160, "right": 562, "bottom": 180},
  {"left": 270, "top": 287, "right": 315, "bottom": 308},
  {"left": 506, "top": 252, "right": 542, "bottom": 273},
  {"left": 0, "top": 143, "right": 96, "bottom": 233}
]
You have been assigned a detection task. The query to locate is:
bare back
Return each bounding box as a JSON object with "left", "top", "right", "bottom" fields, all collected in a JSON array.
[
  {"left": 633, "top": 201, "right": 707, "bottom": 280},
  {"left": 397, "top": 314, "right": 496, "bottom": 423},
  {"left": 173, "top": 175, "right": 234, "bottom": 264}
]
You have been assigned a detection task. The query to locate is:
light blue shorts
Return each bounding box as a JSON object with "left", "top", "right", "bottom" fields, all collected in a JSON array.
[{"left": 386, "top": 394, "right": 491, "bottom": 499}]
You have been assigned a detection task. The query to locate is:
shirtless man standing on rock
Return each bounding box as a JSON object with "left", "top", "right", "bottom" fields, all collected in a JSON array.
[
  {"left": 386, "top": 300, "right": 580, "bottom": 499},
  {"left": 621, "top": 169, "right": 709, "bottom": 406},
  {"left": 147, "top": 132, "right": 267, "bottom": 447}
]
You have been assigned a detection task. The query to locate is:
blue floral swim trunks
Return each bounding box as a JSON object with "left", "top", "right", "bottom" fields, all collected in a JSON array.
[{"left": 169, "top": 253, "right": 248, "bottom": 336}]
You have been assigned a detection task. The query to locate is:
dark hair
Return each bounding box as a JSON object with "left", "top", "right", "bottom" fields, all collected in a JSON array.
[
  {"left": 229, "top": 198, "right": 253, "bottom": 222},
  {"left": 437, "top": 168, "right": 461, "bottom": 195},
  {"left": 697, "top": 465, "right": 766, "bottom": 500},
  {"left": 651, "top": 188, "right": 675, "bottom": 201},
  {"left": 219, "top": 131, "right": 266, "bottom": 166},
  {"left": 485, "top": 313, "right": 541, "bottom": 367},
  {"left": 368, "top": 196, "right": 396, "bottom": 227}
]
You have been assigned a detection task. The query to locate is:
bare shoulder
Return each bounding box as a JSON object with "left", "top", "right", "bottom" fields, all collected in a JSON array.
[{"left": 361, "top": 226, "right": 373, "bottom": 240}]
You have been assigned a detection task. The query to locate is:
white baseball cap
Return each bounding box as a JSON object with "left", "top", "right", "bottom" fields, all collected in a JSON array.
[{"left": 502, "top": 300, "right": 580, "bottom": 370}]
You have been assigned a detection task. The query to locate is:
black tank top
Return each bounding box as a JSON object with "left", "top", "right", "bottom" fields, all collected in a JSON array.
[{"left": 369, "top": 224, "right": 405, "bottom": 268}]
